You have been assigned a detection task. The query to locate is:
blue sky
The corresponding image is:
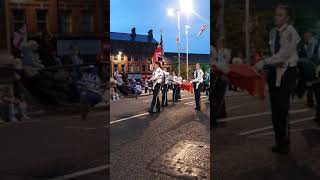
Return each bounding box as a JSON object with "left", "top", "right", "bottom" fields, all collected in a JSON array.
[{"left": 110, "top": 0, "right": 210, "bottom": 54}]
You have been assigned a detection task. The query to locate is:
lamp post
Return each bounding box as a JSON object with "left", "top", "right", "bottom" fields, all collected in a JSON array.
[
  {"left": 168, "top": 8, "right": 181, "bottom": 76},
  {"left": 180, "top": 0, "right": 193, "bottom": 81},
  {"left": 185, "top": 25, "right": 190, "bottom": 81}
]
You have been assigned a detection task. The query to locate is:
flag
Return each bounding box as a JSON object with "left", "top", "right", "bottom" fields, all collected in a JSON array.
[
  {"left": 152, "top": 34, "right": 164, "bottom": 63},
  {"left": 197, "top": 24, "right": 208, "bottom": 36},
  {"left": 176, "top": 34, "right": 180, "bottom": 44},
  {"left": 212, "top": 64, "right": 266, "bottom": 99},
  {"left": 13, "top": 24, "right": 27, "bottom": 50}
]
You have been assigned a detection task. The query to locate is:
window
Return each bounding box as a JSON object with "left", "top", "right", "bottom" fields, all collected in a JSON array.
[
  {"left": 142, "top": 65, "right": 146, "bottom": 72},
  {"left": 36, "top": 9, "right": 48, "bottom": 32},
  {"left": 59, "top": 10, "right": 72, "bottom": 33},
  {"left": 12, "top": 9, "right": 26, "bottom": 32},
  {"left": 128, "top": 55, "right": 131, "bottom": 61},
  {"left": 136, "top": 66, "right": 140, "bottom": 72},
  {"left": 121, "top": 54, "right": 124, "bottom": 60},
  {"left": 80, "top": 11, "right": 93, "bottom": 32},
  {"left": 129, "top": 65, "right": 133, "bottom": 72},
  {"left": 121, "top": 64, "right": 126, "bottom": 72},
  {"left": 114, "top": 64, "right": 118, "bottom": 72},
  {"left": 134, "top": 56, "right": 139, "bottom": 61}
]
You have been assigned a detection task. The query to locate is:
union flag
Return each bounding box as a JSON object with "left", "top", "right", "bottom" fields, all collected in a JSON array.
[{"left": 152, "top": 34, "right": 164, "bottom": 63}]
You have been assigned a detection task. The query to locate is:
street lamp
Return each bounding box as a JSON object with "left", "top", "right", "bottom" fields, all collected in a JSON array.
[
  {"left": 167, "top": 8, "right": 181, "bottom": 77},
  {"left": 168, "top": 0, "right": 193, "bottom": 80},
  {"left": 180, "top": 0, "right": 193, "bottom": 81}
]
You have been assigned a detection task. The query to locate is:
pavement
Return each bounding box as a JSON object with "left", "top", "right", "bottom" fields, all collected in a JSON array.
[
  {"left": 0, "top": 105, "right": 109, "bottom": 179},
  {"left": 110, "top": 90, "right": 210, "bottom": 179},
  {"left": 213, "top": 91, "right": 320, "bottom": 180}
]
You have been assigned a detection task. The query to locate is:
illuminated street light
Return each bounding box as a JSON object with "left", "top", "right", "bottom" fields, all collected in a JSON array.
[
  {"left": 167, "top": 8, "right": 181, "bottom": 76},
  {"left": 167, "top": 8, "right": 175, "bottom": 17},
  {"left": 180, "top": 0, "right": 194, "bottom": 17}
]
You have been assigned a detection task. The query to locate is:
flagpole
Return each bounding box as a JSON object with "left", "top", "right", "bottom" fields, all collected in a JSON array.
[
  {"left": 185, "top": 25, "right": 189, "bottom": 81},
  {"left": 177, "top": 10, "right": 181, "bottom": 76},
  {"left": 245, "top": 0, "right": 250, "bottom": 64}
]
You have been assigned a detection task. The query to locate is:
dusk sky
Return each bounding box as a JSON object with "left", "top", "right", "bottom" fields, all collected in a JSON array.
[{"left": 110, "top": 0, "right": 210, "bottom": 54}]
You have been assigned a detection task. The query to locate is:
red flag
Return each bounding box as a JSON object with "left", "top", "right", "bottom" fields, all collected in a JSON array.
[
  {"left": 212, "top": 64, "right": 266, "bottom": 99},
  {"left": 181, "top": 82, "right": 193, "bottom": 93},
  {"left": 152, "top": 34, "right": 164, "bottom": 63}
]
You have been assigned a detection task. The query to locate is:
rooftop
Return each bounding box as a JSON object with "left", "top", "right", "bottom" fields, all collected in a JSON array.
[
  {"left": 110, "top": 32, "right": 158, "bottom": 44},
  {"left": 164, "top": 52, "right": 210, "bottom": 64}
]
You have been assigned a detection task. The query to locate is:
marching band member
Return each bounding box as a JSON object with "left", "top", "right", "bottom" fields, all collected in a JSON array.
[
  {"left": 298, "top": 31, "right": 320, "bottom": 108},
  {"left": 148, "top": 62, "right": 163, "bottom": 113},
  {"left": 255, "top": 4, "right": 301, "bottom": 154},
  {"left": 191, "top": 63, "right": 204, "bottom": 111},
  {"left": 172, "top": 71, "right": 179, "bottom": 102},
  {"left": 177, "top": 75, "right": 183, "bottom": 100},
  {"left": 162, "top": 67, "right": 170, "bottom": 107}
]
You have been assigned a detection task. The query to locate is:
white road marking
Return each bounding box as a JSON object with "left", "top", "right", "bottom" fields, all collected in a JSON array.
[
  {"left": 227, "top": 102, "right": 260, "bottom": 111},
  {"left": 110, "top": 112, "right": 149, "bottom": 124},
  {"left": 0, "top": 120, "right": 41, "bottom": 127},
  {"left": 64, "top": 126, "right": 97, "bottom": 130},
  {"left": 184, "top": 97, "right": 209, "bottom": 105},
  {"left": 48, "top": 164, "right": 110, "bottom": 180},
  {"left": 239, "top": 116, "right": 315, "bottom": 136},
  {"left": 221, "top": 108, "right": 310, "bottom": 122},
  {"left": 249, "top": 128, "right": 319, "bottom": 137}
]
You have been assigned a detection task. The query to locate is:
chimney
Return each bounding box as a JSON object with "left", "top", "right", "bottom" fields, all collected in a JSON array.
[
  {"left": 147, "top": 30, "right": 153, "bottom": 41},
  {"left": 131, "top": 28, "right": 136, "bottom": 40}
]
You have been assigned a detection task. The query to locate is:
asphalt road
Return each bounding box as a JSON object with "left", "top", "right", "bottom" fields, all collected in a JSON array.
[
  {"left": 213, "top": 91, "right": 320, "bottom": 180},
  {"left": 110, "top": 91, "right": 210, "bottom": 180},
  {"left": 0, "top": 108, "right": 109, "bottom": 180}
]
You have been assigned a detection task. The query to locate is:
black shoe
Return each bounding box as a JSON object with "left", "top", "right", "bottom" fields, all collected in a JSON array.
[{"left": 271, "top": 146, "right": 289, "bottom": 154}]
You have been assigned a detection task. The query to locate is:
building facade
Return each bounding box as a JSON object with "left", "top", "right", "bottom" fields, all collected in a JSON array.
[
  {"left": 9, "top": 0, "right": 108, "bottom": 35},
  {"left": 110, "top": 29, "right": 158, "bottom": 80}
]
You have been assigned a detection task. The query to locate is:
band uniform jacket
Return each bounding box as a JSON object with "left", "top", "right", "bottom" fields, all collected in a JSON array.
[
  {"left": 149, "top": 67, "right": 164, "bottom": 88},
  {"left": 192, "top": 69, "right": 204, "bottom": 89},
  {"left": 265, "top": 23, "right": 301, "bottom": 87}
]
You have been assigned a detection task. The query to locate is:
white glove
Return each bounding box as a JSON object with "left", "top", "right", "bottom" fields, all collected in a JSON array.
[{"left": 254, "top": 60, "right": 265, "bottom": 71}]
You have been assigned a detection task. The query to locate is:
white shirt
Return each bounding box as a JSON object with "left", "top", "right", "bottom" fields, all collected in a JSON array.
[
  {"left": 149, "top": 67, "right": 163, "bottom": 85},
  {"left": 163, "top": 71, "right": 170, "bottom": 84},
  {"left": 172, "top": 75, "right": 178, "bottom": 85},
  {"left": 232, "top": 57, "right": 243, "bottom": 64},
  {"left": 265, "top": 24, "right": 301, "bottom": 67},
  {"left": 192, "top": 69, "right": 204, "bottom": 83}
]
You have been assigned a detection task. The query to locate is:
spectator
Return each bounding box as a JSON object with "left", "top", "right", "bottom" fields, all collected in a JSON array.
[{"left": 77, "top": 66, "right": 103, "bottom": 120}]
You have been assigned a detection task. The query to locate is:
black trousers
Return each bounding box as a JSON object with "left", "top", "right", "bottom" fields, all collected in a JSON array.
[
  {"left": 162, "top": 84, "right": 168, "bottom": 106},
  {"left": 210, "top": 76, "right": 227, "bottom": 124},
  {"left": 193, "top": 83, "right": 203, "bottom": 109},
  {"left": 145, "top": 87, "right": 148, "bottom": 93},
  {"left": 177, "top": 85, "right": 181, "bottom": 99},
  {"left": 267, "top": 66, "right": 297, "bottom": 148},
  {"left": 172, "top": 84, "right": 179, "bottom": 102},
  {"left": 150, "top": 83, "right": 161, "bottom": 113}
]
